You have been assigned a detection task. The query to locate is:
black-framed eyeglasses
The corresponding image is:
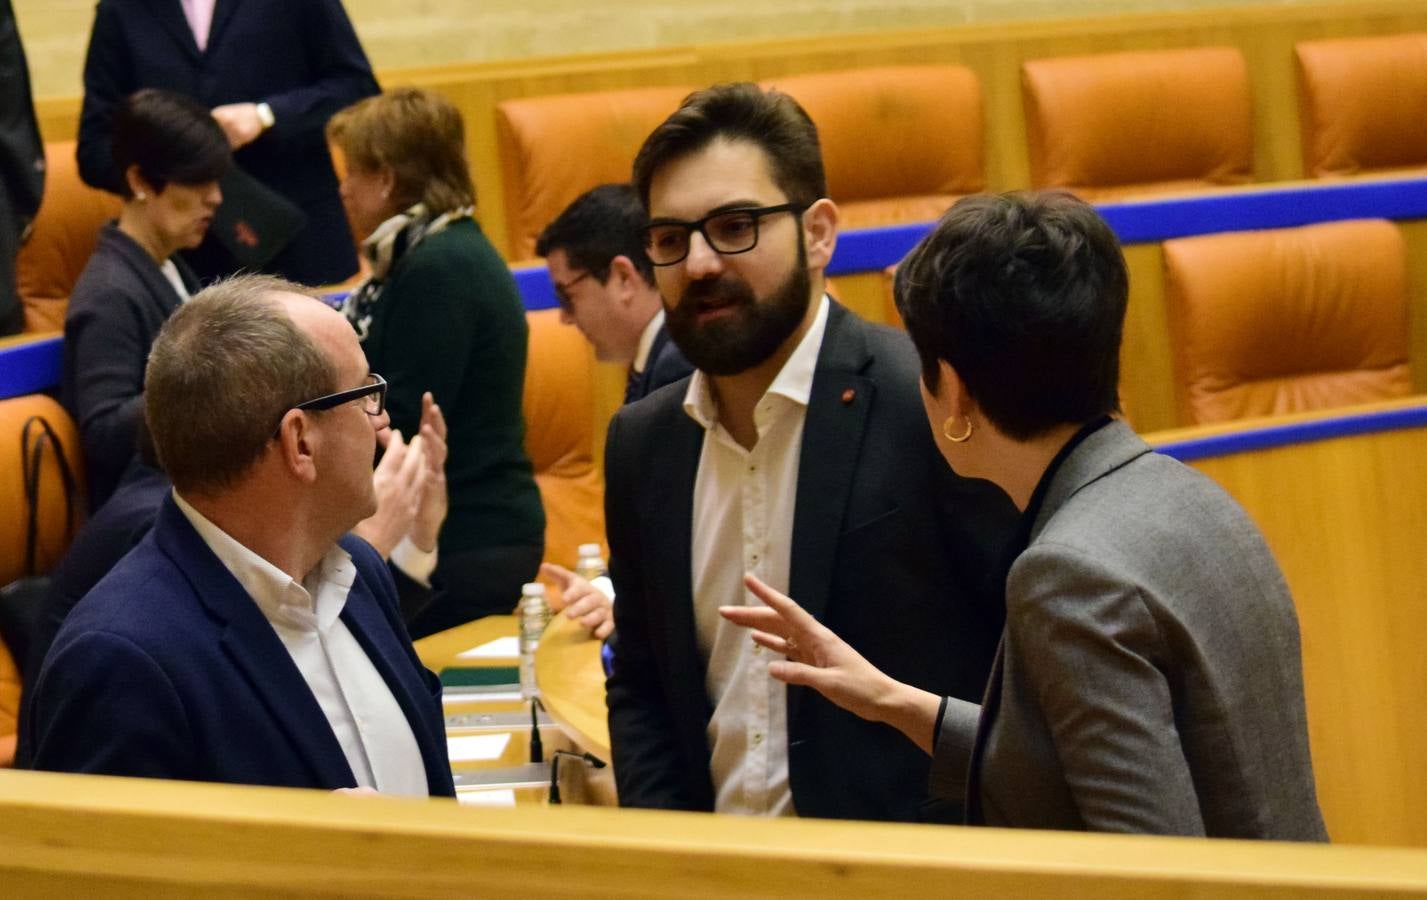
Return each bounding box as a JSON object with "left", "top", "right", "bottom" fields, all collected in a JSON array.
[
  {"left": 273, "top": 372, "right": 387, "bottom": 437},
  {"left": 640, "top": 203, "right": 806, "bottom": 266},
  {"left": 551, "top": 270, "right": 593, "bottom": 314}
]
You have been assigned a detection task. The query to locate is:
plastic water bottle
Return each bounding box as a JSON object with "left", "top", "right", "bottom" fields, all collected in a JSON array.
[
  {"left": 519, "top": 582, "right": 549, "bottom": 700},
  {"left": 574, "top": 543, "right": 607, "bottom": 581}
]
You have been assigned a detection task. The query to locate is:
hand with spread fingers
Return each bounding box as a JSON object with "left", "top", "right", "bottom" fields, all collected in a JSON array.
[
  {"left": 353, "top": 428, "right": 429, "bottom": 559},
  {"left": 409, "top": 392, "right": 449, "bottom": 554},
  {"left": 541, "top": 562, "right": 614, "bottom": 640},
  {"left": 721, "top": 573, "right": 943, "bottom": 754}
]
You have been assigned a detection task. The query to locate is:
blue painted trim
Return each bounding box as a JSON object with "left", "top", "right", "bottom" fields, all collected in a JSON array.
[
  {"left": 0, "top": 335, "right": 63, "bottom": 401},
  {"left": 1155, "top": 404, "right": 1427, "bottom": 462},
  {"left": 826, "top": 223, "right": 928, "bottom": 276},
  {"left": 513, "top": 266, "right": 559, "bottom": 312},
  {"left": 1097, "top": 177, "right": 1427, "bottom": 244}
]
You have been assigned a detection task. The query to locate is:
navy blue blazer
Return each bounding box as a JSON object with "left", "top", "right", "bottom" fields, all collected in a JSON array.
[
  {"left": 23, "top": 497, "right": 455, "bottom": 796},
  {"left": 77, "top": 0, "right": 379, "bottom": 284},
  {"left": 626, "top": 323, "right": 692, "bottom": 404}
]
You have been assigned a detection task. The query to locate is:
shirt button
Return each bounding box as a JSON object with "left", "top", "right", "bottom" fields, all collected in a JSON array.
[{"left": 752, "top": 732, "right": 764, "bottom": 746}]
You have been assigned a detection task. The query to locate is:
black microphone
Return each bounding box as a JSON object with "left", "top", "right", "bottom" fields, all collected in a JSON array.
[
  {"left": 548, "top": 750, "right": 607, "bottom": 805},
  {"left": 529, "top": 697, "right": 544, "bottom": 764}
]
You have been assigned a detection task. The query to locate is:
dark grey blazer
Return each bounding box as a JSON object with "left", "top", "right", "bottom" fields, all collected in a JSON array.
[
  {"left": 605, "top": 300, "right": 1017, "bottom": 822},
  {"left": 62, "top": 223, "right": 196, "bottom": 510},
  {"left": 930, "top": 420, "right": 1328, "bottom": 840}
]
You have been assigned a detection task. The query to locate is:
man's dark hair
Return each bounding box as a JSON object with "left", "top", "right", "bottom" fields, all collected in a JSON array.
[
  {"left": 110, "top": 88, "right": 231, "bottom": 198},
  {"left": 535, "top": 183, "right": 654, "bottom": 284},
  {"left": 632, "top": 82, "right": 827, "bottom": 211},
  {"left": 894, "top": 192, "right": 1128, "bottom": 441}
]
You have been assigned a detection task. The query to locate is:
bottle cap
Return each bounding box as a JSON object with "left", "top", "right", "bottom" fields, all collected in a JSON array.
[
  {"left": 522, "top": 582, "right": 546, "bottom": 597},
  {"left": 577, "top": 543, "right": 602, "bottom": 558}
]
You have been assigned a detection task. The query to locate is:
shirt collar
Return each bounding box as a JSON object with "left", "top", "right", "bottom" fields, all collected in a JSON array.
[
  {"left": 632, "top": 308, "right": 666, "bottom": 375},
  {"left": 172, "top": 490, "right": 356, "bottom": 633},
  {"left": 683, "top": 294, "right": 830, "bottom": 431}
]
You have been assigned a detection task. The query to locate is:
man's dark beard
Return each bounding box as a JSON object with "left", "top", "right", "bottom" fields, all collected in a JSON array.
[{"left": 664, "top": 250, "right": 812, "bottom": 377}]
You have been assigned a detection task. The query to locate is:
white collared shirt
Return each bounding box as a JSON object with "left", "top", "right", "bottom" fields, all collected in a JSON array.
[
  {"left": 173, "top": 492, "right": 429, "bottom": 796},
  {"left": 683, "top": 294, "right": 829, "bottom": 816},
  {"left": 632, "top": 308, "right": 667, "bottom": 376}
]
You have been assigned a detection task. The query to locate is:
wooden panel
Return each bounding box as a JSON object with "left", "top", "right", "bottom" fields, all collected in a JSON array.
[
  {"left": 2, "top": 768, "right": 1427, "bottom": 896},
  {"left": 1147, "top": 399, "right": 1427, "bottom": 846}
]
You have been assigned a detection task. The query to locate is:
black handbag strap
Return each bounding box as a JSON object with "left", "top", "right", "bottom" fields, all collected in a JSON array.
[{"left": 20, "top": 414, "right": 79, "bottom": 576}]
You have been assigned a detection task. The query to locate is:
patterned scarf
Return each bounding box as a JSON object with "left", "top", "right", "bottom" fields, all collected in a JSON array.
[{"left": 342, "top": 203, "right": 474, "bottom": 342}]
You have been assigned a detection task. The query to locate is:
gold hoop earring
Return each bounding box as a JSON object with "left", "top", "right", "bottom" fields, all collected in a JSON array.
[{"left": 942, "top": 415, "right": 973, "bottom": 443}]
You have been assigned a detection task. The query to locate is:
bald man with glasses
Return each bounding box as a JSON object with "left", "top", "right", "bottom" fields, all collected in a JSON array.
[{"left": 22, "top": 275, "right": 455, "bottom": 797}]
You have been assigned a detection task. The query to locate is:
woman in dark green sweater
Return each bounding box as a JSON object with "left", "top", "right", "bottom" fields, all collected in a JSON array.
[{"left": 328, "top": 88, "right": 544, "bottom": 638}]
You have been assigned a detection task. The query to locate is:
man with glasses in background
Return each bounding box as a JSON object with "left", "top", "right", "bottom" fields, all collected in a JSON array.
[
  {"left": 603, "top": 83, "right": 1017, "bottom": 821},
  {"left": 22, "top": 275, "right": 455, "bottom": 797}
]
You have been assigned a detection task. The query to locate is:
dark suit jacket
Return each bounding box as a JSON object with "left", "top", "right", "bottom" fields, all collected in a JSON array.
[
  {"left": 626, "top": 323, "right": 692, "bottom": 404},
  {"left": 77, "top": 0, "right": 378, "bottom": 284},
  {"left": 62, "top": 223, "right": 195, "bottom": 509},
  {"left": 930, "top": 421, "right": 1327, "bottom": 840},
  {"left": 22, "top": 497, "right": 455, "bottom": 796},
  {"left": 604, "top": 301, "right": 1016, "bottom": 821},
  {"left": 0, "top": 0, "right": 43, "bottom": 334}
]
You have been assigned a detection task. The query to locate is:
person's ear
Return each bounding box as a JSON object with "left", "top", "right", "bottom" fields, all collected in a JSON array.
[
  {"left": 377, "top": 164, "right": 397, "bottom": 204},
  {"left": 607, "top": 255, "right": 640, "bottom": 304},
  {"left": 802, "top": 197, "right": 839, "bottom": 271},
  {"left": 125, "top": 165, "right": 156, "bottom": 201},
  {"left": 936, "top": 359, "right": 977, "bottom": 421},
  {"left": 274, "top": 410, "right": 320, "bottom": 484}
]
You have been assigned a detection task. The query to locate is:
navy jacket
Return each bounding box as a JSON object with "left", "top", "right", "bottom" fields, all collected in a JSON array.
[
  {"left": 626, "top": 323, "right": 693, "bottom": 405},
  {"left": 23, "top": 497, "right": 455, "bottom": 796},
  {"left": 77, "top": 0, "right": 378, "bottom": 284}
]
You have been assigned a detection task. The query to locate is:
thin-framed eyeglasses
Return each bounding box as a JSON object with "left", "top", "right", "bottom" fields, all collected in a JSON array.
[
  {"left": 272, "top": 372, "right": 387, "bottom": 438},
  {"left": 640, "top": 202, "right": 806, "bottom": 266},
  {"left": 551, "top": 270, "right": 593, "bottom": 315}
]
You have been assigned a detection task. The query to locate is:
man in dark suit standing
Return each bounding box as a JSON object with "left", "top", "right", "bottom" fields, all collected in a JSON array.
[
  {"left": 603, "top": 83, "right": 1016, "bottom": 821},
  {"left": 23, "top": 275, "right": 454, "bottom": 797},
  {"left": 76, "top": 0, "right": 378, "bottom": 285},
  {"left": 537, "top": 183, "right": 693, "bottom": 404}
]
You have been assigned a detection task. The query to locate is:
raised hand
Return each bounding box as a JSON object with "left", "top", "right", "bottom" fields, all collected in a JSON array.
[{"left": 540, "top": 562, "right": 614, "bottom": 640}]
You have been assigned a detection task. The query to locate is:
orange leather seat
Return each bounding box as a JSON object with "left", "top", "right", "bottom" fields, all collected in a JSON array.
[
  {"left": 522, "top": 308, "right": 603, "bottom": 572},
  {"left": 495, "top": 86, "right": 690, "bottom": 260},
  {"left": 762, "top": 65, "right": 984, "bottom": 228},
  {"left": 0, "top": 393, "right": 85, "bottom": 586},
  {"left": 1163, "top": 219, "right": 1411, "bottom": 425},
  {"left": 0, "top": 638, "right": 16, "bottom": 766},
  {"left": 1022, "top": 47, "right": 1253, "bottom": 200},
  {"left": 1295, "top": 33, "right": 1427, "bottom": 179},
  {"left": 14, "top": 141, "right": 122, "bottom": 333}
]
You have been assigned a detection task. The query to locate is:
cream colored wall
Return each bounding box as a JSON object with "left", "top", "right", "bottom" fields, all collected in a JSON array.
[{"left": 16, "top": 0, "right": 1347, "bottom": 101}]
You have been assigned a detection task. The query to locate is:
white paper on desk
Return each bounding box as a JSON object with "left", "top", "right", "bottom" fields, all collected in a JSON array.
[
  {"left": 457, "top": 788, "right": 517, "bottom": 807},
  {"left": 447, "top": 733, "right": 511, "bottom": 763},
  {"left": 456, "top": 636, "right": 520, "bottom": 660},
  {"left": 442, "top": 691, "right": 523, "bottom": 708}
]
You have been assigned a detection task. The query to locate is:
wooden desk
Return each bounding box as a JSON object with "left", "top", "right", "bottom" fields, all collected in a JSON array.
[
  {"left": 412, "top": 614, "right": 518, "bottom": 673},
  {"left": 534, "top": 612, "right": 610, "bottom": 763}
]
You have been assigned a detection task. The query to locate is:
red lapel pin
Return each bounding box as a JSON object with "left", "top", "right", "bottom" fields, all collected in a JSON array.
[{"left": 841, "top": 388, "right": 856, "bottom": 405}]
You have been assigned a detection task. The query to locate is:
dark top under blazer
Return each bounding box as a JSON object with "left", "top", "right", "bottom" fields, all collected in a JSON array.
[
  {"left": 77, "top": 0, "right": 378, "bottom": 284},
  {"left": 62, "top": 222, "right": 196, "bottom": 510},
  {"left": 930, "top": 420, "right": 1327, "bottom": 840},
  {"left": 604, "top": 301, "right": 1017, "bottom": 822},
  {"left": 22, "top": 496, "right": 456, "bottom": 796},
  {"left": 626, "top": 323, "right": 692, "bottom": 404}
]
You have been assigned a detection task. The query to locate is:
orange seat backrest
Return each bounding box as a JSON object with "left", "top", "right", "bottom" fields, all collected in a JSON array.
[
  {"left": 1295, "top": 33, "right": 1427, "bottom": 179},
  {"left": 522, "top": 308, "right": 603, "bottom": 571},
  {"left": 1022, "top": 47, "right": 1253, "bottom": 200},
  {"left": 495, "top": 86, "right": 690, "bottom": 261},
  {"left": 14, "top": 141, "right": 122, "bottom": 333},
  {"left": 762, "top": 65, "right": 984, "bottom": 228},
  {"left": 0, "top": 393, "right": 85, "bottom": 586},
  {"left": 0, "top": 636, "right": 17, "bottom": 763},
  {"left": 1163, "top": 219, "right": 1412, "bottom": 426}
]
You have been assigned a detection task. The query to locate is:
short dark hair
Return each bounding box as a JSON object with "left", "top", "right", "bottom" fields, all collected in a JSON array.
[
  {"left": 894, "top": 192, "right": 1128, "bottom": 441},
  {"left": 535, "top": 183, "right": 654, "bottom": 284},
  {"left": 111, "top": 88, "right": 231, "bottom": 199},
  {"left": 145, "top": 275, "right": 336, "bottom": 494},
  {"left": 326, "top": 87, "right": 476, "bottom": 214},
  {"left": 632, "top": 82, "right": 827, "bottom": 211}
]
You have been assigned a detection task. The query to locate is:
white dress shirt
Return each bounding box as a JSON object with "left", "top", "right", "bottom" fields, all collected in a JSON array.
[
  {"left": 632, "top": 308, "right": 667, "bottom": 376},
  {"left": 684, "top": 295, "right": 829, "bottom": 816},
  {"left": 173, "top": 492, "right": 429, "bottom": 796}
]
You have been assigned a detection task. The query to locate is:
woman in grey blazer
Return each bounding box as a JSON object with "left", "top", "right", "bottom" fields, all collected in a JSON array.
[
  {"left": 723, "top": 192, "right": 1328, "bottom": 841},
  {"left": 62, "top": 89, "right": 229, "bottom": 509}
]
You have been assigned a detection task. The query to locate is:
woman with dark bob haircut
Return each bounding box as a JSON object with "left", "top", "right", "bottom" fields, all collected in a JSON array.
[
  {"left": 63, "top": 88, "right": 229, "bottom": 510},
  {"left": 724, "top": 192, "right": 1329, "bottom": 840},
  {"left": 326, "top": 88, "right": 543, "bottom": 637}
]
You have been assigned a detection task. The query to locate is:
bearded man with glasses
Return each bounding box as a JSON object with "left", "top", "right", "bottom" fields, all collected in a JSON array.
[
  {"left": 22, "top": 275, "right": 455, "bottom": 797},
  {"left": 603, "top": 83, "right": 1017, "bottom": 822}
]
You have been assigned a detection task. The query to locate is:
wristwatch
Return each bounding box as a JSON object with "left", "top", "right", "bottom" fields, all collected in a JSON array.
[{"left": 255, "top": 102, "right": 275, "bottom": 131}]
